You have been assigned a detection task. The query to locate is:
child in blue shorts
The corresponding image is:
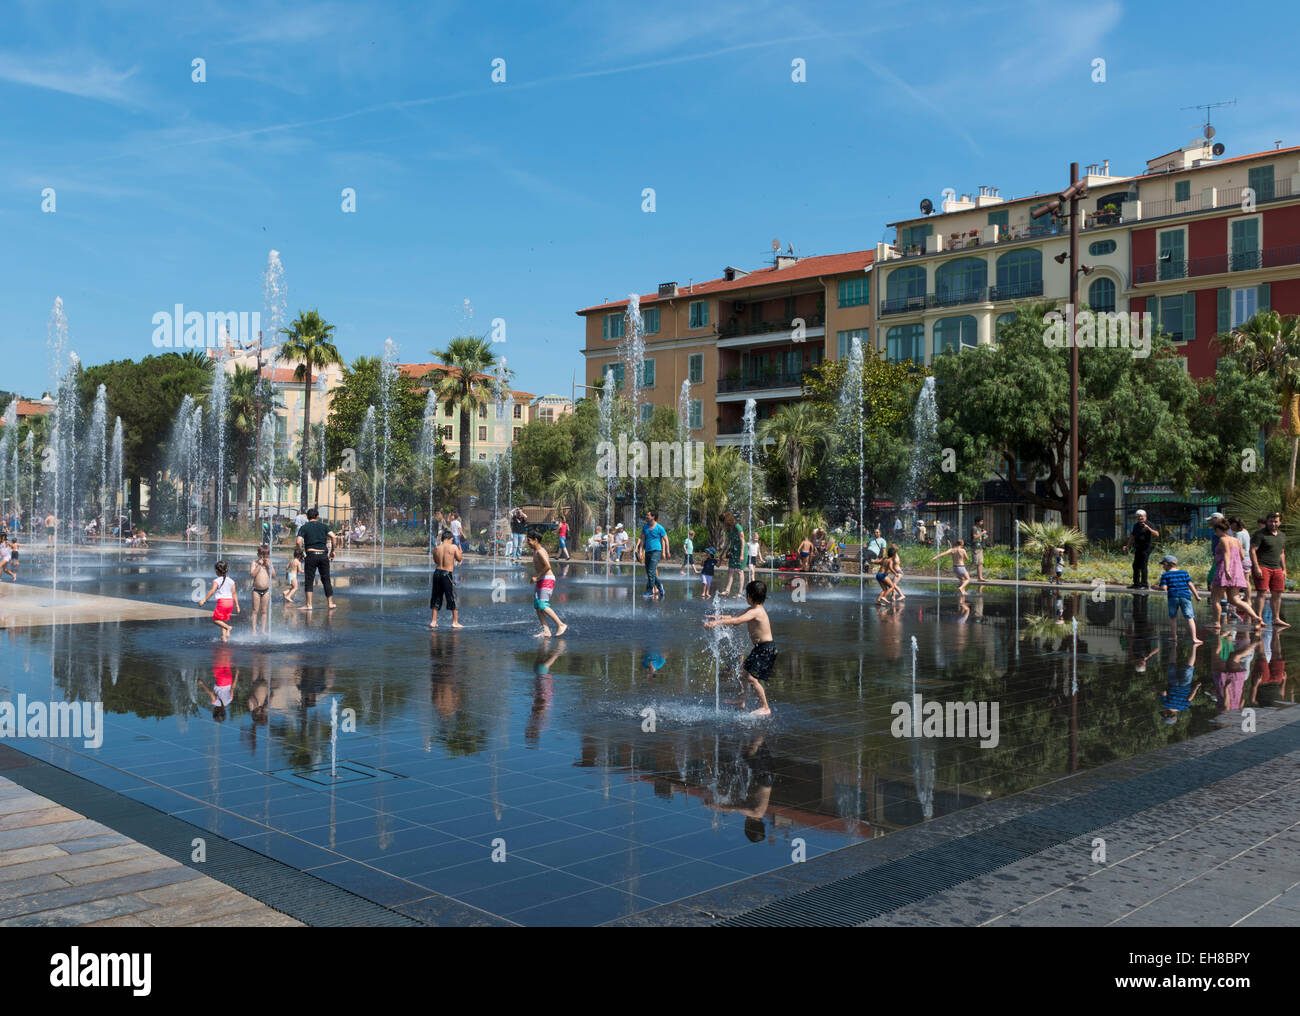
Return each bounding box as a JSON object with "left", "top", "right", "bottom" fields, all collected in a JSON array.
[{"left": 1157, "top": 554, "right": 1203, "bottom": 644}]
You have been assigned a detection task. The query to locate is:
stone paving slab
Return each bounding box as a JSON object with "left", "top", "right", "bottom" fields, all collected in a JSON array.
[
  {"left": 0, "top": 775, "right": 300, "bottom": 927},
  {"left": 0, "top": 581, "right": 208, "bottom": 629},
  {"left": 604, "top": 701, "right": 1300, "bottom": 927},
  {"left": 855, "top": 737, "right": 1300, "bottom": 927}
]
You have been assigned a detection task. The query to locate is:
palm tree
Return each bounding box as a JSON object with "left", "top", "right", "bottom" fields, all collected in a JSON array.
[
  {"left": 546, "top": 470, "right": 601, "bottom": 536},
  {"left": 174, "top": 349, "right": 215, "bottom": 374},
  {"left": 759, "top": 401, "right": 833, "bottom": 513},
  {"left": 1018, "top": 520, "right": 1088, "bottom": 577},
  {"left": 427, "top": 336, "right": 504, "bottom": 515},
  {"left": 1214, "top": 311, "right": 1300, "bottom": 487},
  {"left": 227, "top": 365, "right": 259, "bottom": 520},
  {"left": 277, "top": 310, "right": 341, "bottom": 512},
  {"left": 696, "top": 446, "right": 745, "bottom": 550}
]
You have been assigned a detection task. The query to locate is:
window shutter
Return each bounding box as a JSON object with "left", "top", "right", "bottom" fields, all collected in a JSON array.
[
  {"left": 1258, "top": 283, "right": 1271, "bottom": 313},
  {"left": 1217, "top": 288, "right": 1229, "bottom": 332},
  {"left": 1184, "top": 292, "right": 1196, "bottom": 342},
  {"left": 1148, "top": 297, "right": 1161, "bottom": 332}
]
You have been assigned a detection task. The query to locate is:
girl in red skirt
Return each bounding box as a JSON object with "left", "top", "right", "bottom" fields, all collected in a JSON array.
[{"left": 198, "top": 560, "right": 240, "bottom": 641}]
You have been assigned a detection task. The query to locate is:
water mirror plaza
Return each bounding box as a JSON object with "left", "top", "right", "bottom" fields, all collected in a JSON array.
[
  {"left": 6, "top": 5, "right": 1300, "bottom": 975},
  {"left": 3, "top": 540, "right": 1297, "bottom": 928}
]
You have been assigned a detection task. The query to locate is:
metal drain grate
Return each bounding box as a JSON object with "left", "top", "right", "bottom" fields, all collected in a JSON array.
[{"left": 267, "top": 760, "right": 405, "bottom": 790}]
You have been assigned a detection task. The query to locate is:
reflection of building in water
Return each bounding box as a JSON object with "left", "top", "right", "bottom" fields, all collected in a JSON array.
[{"left": 574, "top": 723, "right": 990, "bottom": 839}]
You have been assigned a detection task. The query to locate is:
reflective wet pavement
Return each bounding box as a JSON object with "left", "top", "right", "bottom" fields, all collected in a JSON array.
[{"left": 0, "top": 544, "right": 1294, "bottom": 925}]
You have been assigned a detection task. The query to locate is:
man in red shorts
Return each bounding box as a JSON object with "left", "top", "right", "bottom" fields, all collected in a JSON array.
[{"left": 1250, "top": 511, "right": 1289, "bottom": 628}]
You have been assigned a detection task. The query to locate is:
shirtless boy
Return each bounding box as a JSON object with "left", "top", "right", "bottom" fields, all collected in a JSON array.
[
  {"left": 249, "top": 545, "right": 276, "bottom": 635},
  {"left": 703, "top": 579, "right": 776, "bottom": 716},
  {"left": 797, "top": 535, "right": 814, "bottom": 571},
  {"left": 429, "top": 530, "right": 464, "bottom": 629},
  {"left": 934, "top": 538, "right": 972, "bottom": 595},
  {"left": 526, "top": 529, "right": 568, "bottom": 638}
]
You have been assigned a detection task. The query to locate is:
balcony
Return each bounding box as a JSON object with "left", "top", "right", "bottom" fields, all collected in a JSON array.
[
  {"left": 880, "top": 279, "right": 1046, "bottom": 316},
  {"left": 891, "top": 221, "right": 1065, "bottom": 260},
  {"left": 1136, "top": 177, "right": 1294, "bottom": 223},
  {"left": 988, "top": 279, "right": 1045, "bottom": 301},
  {"left": 1134, "top": 244, "right": 1300, "bottom": 285},
  {"left": 717, "top": 315, "right": 825, "bottom": 342},
  {"left": 717, "top": 370, "right": 810, "bottom": 396}
]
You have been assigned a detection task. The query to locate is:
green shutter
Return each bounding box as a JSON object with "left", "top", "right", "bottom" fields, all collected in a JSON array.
[
  {"left": 643, "top": 360, "right": 655, "bottom": 387},
  {"left": 1184, "top": 292, "right": 1196, "bottom": 342},
  {"left": 1149, "top": 297, "right": 1160, "bottom": 332},
  {"left": 1217, "top": 288, "right": 1229, "bottom": 332},
  {"left": 1258, "top": 283, "right": 1271, "bottom": 313}
]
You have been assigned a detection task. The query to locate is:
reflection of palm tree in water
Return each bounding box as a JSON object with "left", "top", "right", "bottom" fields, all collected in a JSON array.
[{"left": 703, "top": 734, "right": 774, "bottom": 843}]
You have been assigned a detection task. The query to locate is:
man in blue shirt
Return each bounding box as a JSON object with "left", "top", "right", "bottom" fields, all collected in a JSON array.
[{"left": 637, "top": 509, "right": 671, "bottom": 598}]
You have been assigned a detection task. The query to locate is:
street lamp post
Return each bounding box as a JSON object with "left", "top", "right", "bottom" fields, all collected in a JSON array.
[{"left": 1031, "top": 162, "right": 1090, "bottom": 561}]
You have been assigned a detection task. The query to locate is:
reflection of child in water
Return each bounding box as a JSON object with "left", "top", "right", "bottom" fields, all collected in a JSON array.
[
  {"left": 703, "top": 735, "right": 775, "bottom": 843},
  {"left": 525, "top": 641, "right": 565, "bottom": 745},
  {"left": 641, "top": 651, "right": 667, "bottom": 678},
  {"left": 198, "top": 647, "right": 238, "bottom": 722},
  {"left": 1158, "top": 644, "right": 1201, "bottom": 724}
]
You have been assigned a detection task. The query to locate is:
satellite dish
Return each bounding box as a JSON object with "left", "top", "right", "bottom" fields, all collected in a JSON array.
[
  {"left": 920, "top": 198, "right": 934, "bottom": 215},
  {"left": 1205, "top": 125, "right": 1216, "bottom": 140},
  {"left": 1212, "top": 142, "right": 1226, "bottom": 156},
  {"left": 772, "top": 239, "right": 781, "bottom": 252}
]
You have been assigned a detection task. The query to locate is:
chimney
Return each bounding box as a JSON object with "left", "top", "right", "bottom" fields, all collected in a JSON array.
[
  {"left": 657, "top": 282, "right": 678, "bottom": 297},
  {"left": 775, "top": 254, "right": 799, "bottom": 270},
  {"left": 1102, "top": 159, "right": 1110, "bottom": 175}
]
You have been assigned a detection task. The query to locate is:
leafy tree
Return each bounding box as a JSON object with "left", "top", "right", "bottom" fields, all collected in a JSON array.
[
  {"left": 1213, "top": 311, "right": 1300, "bottom": 486},
  {"left": 324, "top": 356, "right": 426, "bottom": 520},
  {"left": 802, "top": 349, "right": 923, "bottom": 518},
  {"left": 80, "top": 353, "right": 213, "bottom": 523},
  {"left": 932, "top": 302, "right": 1213, "bottom": 516},
  {"left": 277, "top": 310, "right": 342, "bottom": 512}
]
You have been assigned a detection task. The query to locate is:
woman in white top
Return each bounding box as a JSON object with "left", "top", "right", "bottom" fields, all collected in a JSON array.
[{"left": 747, "top": 536, "right": 762, "bottom": 581}]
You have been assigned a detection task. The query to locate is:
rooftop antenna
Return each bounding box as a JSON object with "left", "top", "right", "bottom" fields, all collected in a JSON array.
[{"left": 1181, "top": 98, "right": 1236, "bottom": 141}]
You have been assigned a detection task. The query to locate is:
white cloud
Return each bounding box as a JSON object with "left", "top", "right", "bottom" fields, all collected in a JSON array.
[{"left": 0, "top": 52, "right": 142, "bottom": 105}]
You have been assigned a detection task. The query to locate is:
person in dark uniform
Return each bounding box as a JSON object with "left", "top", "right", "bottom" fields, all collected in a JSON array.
[
  {"left": 295, "top": 507, "right": 336, "bottom": 611},
  {"left": 1123, "top": 508, "right": 1159, "bottom": 589}
]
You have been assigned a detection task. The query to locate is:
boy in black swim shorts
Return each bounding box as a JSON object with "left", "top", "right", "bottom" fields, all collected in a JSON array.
[{"left": 703, "top": 579, "right": 776, "bottom": 716}]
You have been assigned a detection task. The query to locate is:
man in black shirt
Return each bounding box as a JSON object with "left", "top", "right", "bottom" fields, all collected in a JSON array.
[
  {"left": 296, "top": 507, "right": 336, "bottom": 611},
  {"left": 1122, "top": 508, "right": 1159, "bottom": 589}
]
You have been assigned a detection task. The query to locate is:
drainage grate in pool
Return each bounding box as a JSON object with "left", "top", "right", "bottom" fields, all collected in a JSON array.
[{"left": 268, "top": 760, "right": 405, "bottom": 790}]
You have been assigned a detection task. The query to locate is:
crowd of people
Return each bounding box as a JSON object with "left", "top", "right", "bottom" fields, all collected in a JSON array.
[{"left": 1127, "top": 508, "right": 1289, "bottom": 633}]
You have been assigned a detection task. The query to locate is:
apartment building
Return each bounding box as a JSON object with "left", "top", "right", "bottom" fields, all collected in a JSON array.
[
  {"left": 878, "top": 138, "right": 1300, "bottom": 540},
  {"left": 878, "top": 142, "right": 1300, "bottom": 377},
  {"left": 530, "top": 394, "right": 574, "bottom": 424},
  {"left": 578, "top": 249, "right": 875, "bottom": 445},
  {"left": 400, "top": 363, "right": 534, "bottom": 462}
]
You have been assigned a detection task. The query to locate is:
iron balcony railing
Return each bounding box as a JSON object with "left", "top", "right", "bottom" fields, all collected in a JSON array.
[
  {"left": 717, "top": 370, "right": 810, "bottom": 394},
  {"left": 880, "top": 280, "right": 1043, "bottom": 316},
  {"left": 718, "top": 315, "right": 824, "bottom": 339},
  {"left": 1137, "top": 177, "right": 1293, "bottom": 222},
  {"left": 1134, "top": 244, "right": 1300, "bottom": 284}
]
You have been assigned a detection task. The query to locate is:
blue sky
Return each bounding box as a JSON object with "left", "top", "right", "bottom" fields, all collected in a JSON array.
[{"left": 3, "top": 0, "right": 1298, "bottom": 400}]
